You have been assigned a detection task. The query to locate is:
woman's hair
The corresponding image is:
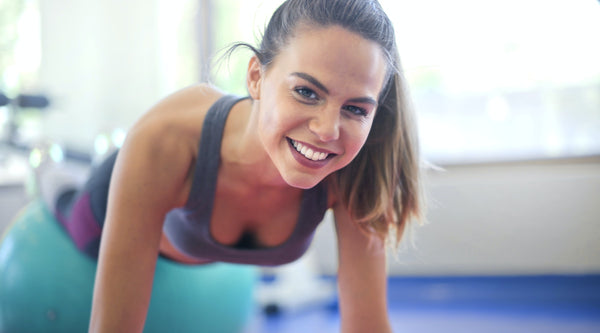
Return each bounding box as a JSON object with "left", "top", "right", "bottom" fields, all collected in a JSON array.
[{"left": 233, "top": 0, "right": 423, "bottom": 246}]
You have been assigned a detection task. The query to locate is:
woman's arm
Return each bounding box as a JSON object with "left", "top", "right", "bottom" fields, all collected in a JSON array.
[
  {"left": 88, "top": 115, "right": 195, "bottom": 332},
  {"left": 333, "top": 202, "right": 392, "bottom": 333}
]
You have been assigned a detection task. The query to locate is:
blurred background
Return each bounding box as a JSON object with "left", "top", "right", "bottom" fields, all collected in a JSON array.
[{"left": 1, "top": 0, "right": 599, "bottom": 331}]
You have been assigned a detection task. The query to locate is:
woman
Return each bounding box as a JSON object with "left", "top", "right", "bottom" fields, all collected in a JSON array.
[{"left": 46, "top": 0, "right": 423, "bottom": 331}]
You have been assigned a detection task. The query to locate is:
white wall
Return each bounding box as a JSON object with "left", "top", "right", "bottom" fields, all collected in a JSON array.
[
  {"left": 311, "top": 158, "right": 600, "bottom": 276},
  {"left": 36, "top": 0, "right": 186, "bottom": 152}
]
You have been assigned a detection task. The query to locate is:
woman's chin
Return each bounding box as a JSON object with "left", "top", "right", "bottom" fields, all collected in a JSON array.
[{"left": 283, "top": 174, "right": 326, "bottom": 190}]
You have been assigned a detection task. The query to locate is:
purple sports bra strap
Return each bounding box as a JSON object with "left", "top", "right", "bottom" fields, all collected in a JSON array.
[{"left": 185, "top": 95, "right": 247, "bottom": 211}]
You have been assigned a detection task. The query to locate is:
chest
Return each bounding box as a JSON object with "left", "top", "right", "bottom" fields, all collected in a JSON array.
[{"left": 209, "top": 183, "right": 303, "bottom": 248}]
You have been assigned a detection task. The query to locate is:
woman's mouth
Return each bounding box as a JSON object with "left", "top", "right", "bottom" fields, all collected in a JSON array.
[{"left": 287, "top": 138, "right": 336, "bottom": 163}]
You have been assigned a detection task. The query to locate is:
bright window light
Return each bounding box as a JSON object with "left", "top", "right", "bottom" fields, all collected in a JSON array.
[{"left": 381, "top": 0, "right": 600, "bottom": 163}]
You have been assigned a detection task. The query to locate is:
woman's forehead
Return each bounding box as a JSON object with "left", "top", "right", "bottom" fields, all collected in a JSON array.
[{"left": 274, "top": 25, "right": 388, "bottom": 96}]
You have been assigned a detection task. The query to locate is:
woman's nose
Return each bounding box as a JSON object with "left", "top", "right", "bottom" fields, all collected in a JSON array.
[{"left": 308, "top": 107, "right": 340, "bottom": 142}]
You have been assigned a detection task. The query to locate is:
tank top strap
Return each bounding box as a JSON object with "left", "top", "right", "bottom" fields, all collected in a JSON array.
[{"left": 185, "top": 94, "right": 248, "bottom": 211}]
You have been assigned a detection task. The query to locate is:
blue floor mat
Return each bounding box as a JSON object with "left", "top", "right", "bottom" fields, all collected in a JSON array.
[{"left": 244, "top": 275, "right": 600, "bottom": 333}]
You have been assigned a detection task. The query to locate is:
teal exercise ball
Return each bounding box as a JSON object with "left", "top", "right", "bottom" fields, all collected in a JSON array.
[{"left": 0, "top": 201, "right": 258, "bottom": 333}]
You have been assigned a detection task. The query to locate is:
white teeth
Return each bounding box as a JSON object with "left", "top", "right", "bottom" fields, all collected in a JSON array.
[
  {"left": 291, "top": 140, "right": 329, "bottom": 161},
  {"left": 305, "top": 149, "right": 314, "bottom": 159}
]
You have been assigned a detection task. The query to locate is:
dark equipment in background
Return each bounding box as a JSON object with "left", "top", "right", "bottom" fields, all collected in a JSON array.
[{"left": 0, "top": 92, "right": 91, "bottom": 163}]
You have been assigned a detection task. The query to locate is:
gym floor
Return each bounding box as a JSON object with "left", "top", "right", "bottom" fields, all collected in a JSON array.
[{"left": 244, "top": 275, "right": 600, "bottom": 333}]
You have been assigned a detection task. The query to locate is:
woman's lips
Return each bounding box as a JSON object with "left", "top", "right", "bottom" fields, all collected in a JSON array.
[{"left": 287, "top": 138, "right": 336, "bottom": 168}]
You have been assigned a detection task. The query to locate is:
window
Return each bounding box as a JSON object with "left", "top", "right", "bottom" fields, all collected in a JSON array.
[
  {"left": 1, "top": 0, "right": 201, "bottom": 153},
  {"left": 0, "top": 0, "right": 42, "bottom": 144},
  {"left": 208, "top": 0, "right": 283, "bottom": 94},
  {"left": 0, "top": 0, "right": 41, "bottom": 95},
  {"left": 381, "top": 0, "right": 600, "bottom": 164}
]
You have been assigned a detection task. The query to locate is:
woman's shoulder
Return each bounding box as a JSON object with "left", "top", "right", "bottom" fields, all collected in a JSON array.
[
  {"left": 113, "top": 84, "right": 228, "bottom": 206},
  {"left": 131, "top": 84, "right": 225, "bottom": 141},
  {"left": 149, "top": 83, "right": 224, "bottom": 121}
]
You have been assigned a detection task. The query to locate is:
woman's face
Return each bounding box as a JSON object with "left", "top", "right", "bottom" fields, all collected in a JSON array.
[{"left": 249, "top": 25, "right": 388, "bottom": 189}]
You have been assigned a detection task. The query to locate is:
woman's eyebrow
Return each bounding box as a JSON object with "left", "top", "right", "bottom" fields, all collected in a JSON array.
[
  {"left": 290, "top": 72, "right": 377, "bottom": 106},
  {"left": 290, "top": 72, "right": 329, "bottom": 94},
  {"left": 347, "top": 96, "right": 377, "bottom": 106}
]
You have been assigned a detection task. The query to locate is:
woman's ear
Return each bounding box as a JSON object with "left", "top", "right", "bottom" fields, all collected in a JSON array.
[{"left": 246, "top": 55, "right": 263, "bottom": 100}]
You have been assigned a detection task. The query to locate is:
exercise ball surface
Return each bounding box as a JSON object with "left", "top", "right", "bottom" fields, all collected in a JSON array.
[{"left": 0, "top": 201, "right": 258, "bottom": 333}]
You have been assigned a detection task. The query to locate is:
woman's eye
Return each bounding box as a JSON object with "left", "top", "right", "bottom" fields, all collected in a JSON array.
[
  {"left": 294, "top": 87, "right": 318, "bottom": 100},
  {"left": 344, "top": 105, "right": 368, "bottom": 117}
]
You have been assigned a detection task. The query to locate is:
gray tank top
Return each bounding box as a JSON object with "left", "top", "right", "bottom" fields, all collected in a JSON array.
[{"left": 163, "top": 95, "right": 329, "bottom": 266}]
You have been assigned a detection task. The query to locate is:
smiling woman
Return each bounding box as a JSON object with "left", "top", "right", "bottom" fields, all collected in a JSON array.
[
  {"left": 2, "top": 1, "right": 423, "bottom": 333},
  {"left": 245, "top": 24, "right": 387, "bottom": 190}
]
